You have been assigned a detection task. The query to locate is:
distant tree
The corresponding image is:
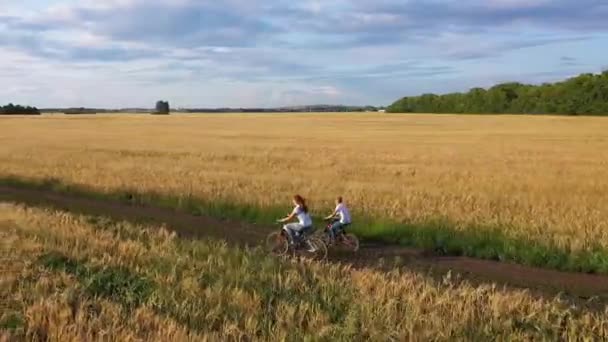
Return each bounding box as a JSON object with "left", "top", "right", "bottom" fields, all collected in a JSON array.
[
  {"left": 64, "top": 107, "right": 97, "bottom": 115},
  {"left": 154, "top": 101, "right": 170, "bottom": 115},
  {"left": 0, "top": 103, "right": 40, "bottom": 115}
]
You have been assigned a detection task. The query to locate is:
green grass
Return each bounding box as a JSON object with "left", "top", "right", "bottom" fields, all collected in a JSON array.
[
  {"left": 3, "top": 175, "right": 608, "bottom": 275},
  {"left": 38, "top": 251, "right": 156, "bottom": 310},
  {"left": 0, "top": 312, "right": 24, "bottom": 331}
]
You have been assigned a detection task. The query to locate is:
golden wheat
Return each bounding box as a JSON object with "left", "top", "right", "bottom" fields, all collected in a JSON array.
[
  {"left": 2, "top": 202, "right": 608, "bottom": 340},
  {"left": 1, "top": 114, "right": 608, "bottom": 252}
]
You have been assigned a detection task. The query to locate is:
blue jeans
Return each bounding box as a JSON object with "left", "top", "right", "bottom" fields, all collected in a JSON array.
[
  {"left": 329, "top": 221, "right": 349, "bottom": 240},
  {"left": 283, "top": 223, "right": 312, "bottom": 245}
]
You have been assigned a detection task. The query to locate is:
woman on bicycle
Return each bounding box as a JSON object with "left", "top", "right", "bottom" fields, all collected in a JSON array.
[
  {"left": 324, "top": 196, "right": 351, "bottom": 244},
  {"left": 277, "top": 195, "right": 314, "bottom": 251}
]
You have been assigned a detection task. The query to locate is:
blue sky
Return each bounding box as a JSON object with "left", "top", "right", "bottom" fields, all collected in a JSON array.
[{"left": 1, "top": 0, "right": 607, "bottom": 108}]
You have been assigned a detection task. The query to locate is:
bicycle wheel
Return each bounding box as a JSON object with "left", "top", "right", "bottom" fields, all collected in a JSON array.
[
  {"left": 315, "top": 230, "right": 330, "bottom": 246},
  {"left": 306, "top": 236, "right": 328, "bottom": 261},
  {"left": 265, "top": 232, "right": 289, "bottom": 256},
  {"left": 341, "top": 233, "right": 360, "bottom": 252}
]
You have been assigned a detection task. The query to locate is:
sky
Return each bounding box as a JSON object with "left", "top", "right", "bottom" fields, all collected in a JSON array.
[{"left": 1, "top": 0, "right": 607, "bottom": 108}]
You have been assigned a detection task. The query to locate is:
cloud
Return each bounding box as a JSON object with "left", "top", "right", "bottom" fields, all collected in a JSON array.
[
  {"left": 0, "top": 0, "right": 607, "bottom": 107},
  {"left": 442, "top": 35, "right": 592, "bottom": 60},
  {"left": 559, "top": 56, "right": 582, "bottom": 67},
  {"left": 353, "top": 0, "right": 608, "bottom": 31}
]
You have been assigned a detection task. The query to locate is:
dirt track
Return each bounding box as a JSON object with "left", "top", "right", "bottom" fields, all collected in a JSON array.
[{"left": 3, "top": 185, "right": 608, "bottom": 301}]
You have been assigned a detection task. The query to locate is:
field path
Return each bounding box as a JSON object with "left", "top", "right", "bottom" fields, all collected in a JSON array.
[{"left": 3, "top": 184, "right": 608, "bottom": 301}]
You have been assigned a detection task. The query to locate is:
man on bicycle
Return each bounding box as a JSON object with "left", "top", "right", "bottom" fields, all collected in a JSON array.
[{"left": 324, "top": 196, "right": 351, "bottom": 245}]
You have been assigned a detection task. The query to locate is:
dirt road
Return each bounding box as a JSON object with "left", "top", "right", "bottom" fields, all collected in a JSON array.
[{"left": 3, "top": 185, "right": 608, "bottom": 302}]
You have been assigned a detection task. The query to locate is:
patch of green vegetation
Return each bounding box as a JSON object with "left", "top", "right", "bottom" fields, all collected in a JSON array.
[
  {"left": 38, "top": 251, "right": 88, "bottom": 275},
  {"left": 84, "top": 266, "right": 155, "bottom": 309},
  {"left": 0, "top": 311, "right": 24, "bottom": 331},
  {"left": 38, "top": 252, "right": 155, "bottom": 309},
  {"left": 6, "top": 175, "right": 608, "bottom": 275},
  {"left": 387, "top": 71, "right": 608, "bottom": 115}
]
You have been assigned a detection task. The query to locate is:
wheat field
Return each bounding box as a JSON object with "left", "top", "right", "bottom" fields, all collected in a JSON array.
[
  {"left": 1, "top": 113, "right": 608, "bottom": 258},
  {"left": 2, "top": 202, "right": 608, "bottom": 340}
]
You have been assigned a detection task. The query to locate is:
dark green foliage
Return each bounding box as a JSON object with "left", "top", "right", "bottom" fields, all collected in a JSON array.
[
  {"left": 38, "top": 252, "right": 155, "bottom": 309},
  {"left": 388, "top": 71, "right": 608, "bottom": 115},
  {"left": 63, "top": 107, "right": 98, "bottom": 115},
  {"left": 0, "top": 103, "right": 40, "bottom": 115},
  {"left": 154, "top": 100, "right": 170, "bottom": 114},
  {"left": 38, "top": 251, "right": 87, "bottom": 275},
  {"left": 84, "top": 266, "right": 155, "bottom": 308},
  {"left": 0, "top": 311, "right": 24, "bottom": 330}
]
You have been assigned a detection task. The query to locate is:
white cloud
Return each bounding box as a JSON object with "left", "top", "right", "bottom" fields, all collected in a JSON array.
[{"left": 0, "top": 0, "right": 607, "bottom": 107}]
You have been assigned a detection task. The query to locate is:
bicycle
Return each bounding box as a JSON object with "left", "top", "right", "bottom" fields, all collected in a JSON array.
[
  {"left": 265, "top": 224, "right": 328, "bottom": 261},
  {"left": 317, "top": 219, "right": 360, "bottom": 252}
]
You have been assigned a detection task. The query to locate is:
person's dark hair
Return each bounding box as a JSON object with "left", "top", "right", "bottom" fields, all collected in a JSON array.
[
  {"left": 293, "top": 195, "right": 308, "bottom": 213},
  {"left": 337, "top": 196, "right": 343, "bottom": 203}
]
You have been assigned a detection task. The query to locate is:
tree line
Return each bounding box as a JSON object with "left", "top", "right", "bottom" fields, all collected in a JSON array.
[
  {"left": 180, "top": 105, "right": 382, "bottom": 113},
  {"left": 0, "top": 103, "right": 40, "bottom": 115},
  {"left": 387, "top": 71, "right": 608, "bottom": 115}
]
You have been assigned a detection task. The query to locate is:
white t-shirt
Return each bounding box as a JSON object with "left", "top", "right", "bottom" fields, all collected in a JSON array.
[
  {"left": 292, "top": 205, "right": 312, "bottom": 227},
  {"left": 335, "top": 203, "right": 351, "bottom": 224}
]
